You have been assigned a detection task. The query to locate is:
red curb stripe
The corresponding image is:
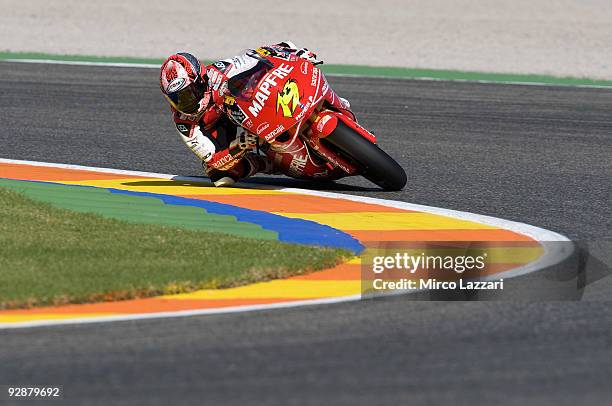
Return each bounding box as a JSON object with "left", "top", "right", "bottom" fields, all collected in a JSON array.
[
  {"left": 0, "top": 163, "right": 147, "bottom": 181},
  {"left": 354, "top": 229, "right": 535, "bottom": 242},
  {"left": 179, "top": 194, "right": 411, "bottom": 213}
]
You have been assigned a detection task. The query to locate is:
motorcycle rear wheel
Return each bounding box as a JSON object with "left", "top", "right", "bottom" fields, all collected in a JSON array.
[{"left": 324, "top": 121, "right": 407, "bottom": 191}]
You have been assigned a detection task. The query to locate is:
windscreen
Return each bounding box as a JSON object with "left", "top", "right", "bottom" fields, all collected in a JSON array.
[{"left": 227, "top": 51, "right": 274, "bottom": 101}]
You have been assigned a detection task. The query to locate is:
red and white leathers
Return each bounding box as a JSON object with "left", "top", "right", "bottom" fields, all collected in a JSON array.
[{"left": 169, "top": 41, "right": 352, "bottom": 186}]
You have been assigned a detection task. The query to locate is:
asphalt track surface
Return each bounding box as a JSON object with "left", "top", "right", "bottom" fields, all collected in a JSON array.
[{"left": 0, "top": 61, "right": 611, "bottom": 405}]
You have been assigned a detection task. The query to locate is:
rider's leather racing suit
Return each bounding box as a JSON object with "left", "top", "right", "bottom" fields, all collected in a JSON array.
[{"left": 171, "top": 42, "right": 351, "bottom": 186}]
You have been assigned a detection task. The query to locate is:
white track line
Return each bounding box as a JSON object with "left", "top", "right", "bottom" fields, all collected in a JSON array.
[
  {"left": 0, "top": 295, "right": 363, "bottom": 330},
  {"left": 0, "top": 158, "right": 574, "bottom": 329},
  {"left": 4, "top": 58, "right": 611, "bottom": 89},
  {"left": 4, "top": 58, "right": 161, "bottom": 69}
]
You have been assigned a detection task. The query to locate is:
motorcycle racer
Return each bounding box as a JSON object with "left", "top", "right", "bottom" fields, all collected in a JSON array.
[{"left": 160, "top": 42, "right": 352, "bottom": 186}]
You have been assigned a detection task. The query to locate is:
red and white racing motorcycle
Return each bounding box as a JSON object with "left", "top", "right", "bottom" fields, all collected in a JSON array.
[{"left": 226, "top": 49, "right": 407, "bottom": 191}]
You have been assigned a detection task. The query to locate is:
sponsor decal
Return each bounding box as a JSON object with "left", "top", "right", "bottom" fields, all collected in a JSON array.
[
  {"left": 311, "top": 67, "right": 319, "bottom": 87},
  {"left": 248, "top": 63, "right": 294, "bottom": 117},
  {"left": 294, "top": 100, "right": 311, "bottom": 122},
  {"left": 211, "top": 152, "right": 234, "bottom": 169},
  {"left": 229, "top": 106, "right": 247, "bottom": 124},
  {"left": 255, "top": 47, "right": 271, "bottom": 56},
  {"left": 265, "top": 124, "right": 285, "bottom": 142},
  {"left": 316, "top": 114, "right": 332, "bottom": 132},
  {"left": 268, "top": 48, "right": 291, "bottom": 61},
  {"left": 167, "top": 77, "right": 186, "bottom": 92},
  {"left": 276, "top": 79, "right": 300, "bottom": 118},
  {"left": 224, "top": 95, "right": 249, "bottom": 125},
  {"left": 289, "top": 154, "right": 308, "bottom": 175},
  {"left": 188, "top": 141, "right": 213, "bottom": 162},
  {"left": 243, "top": 119, "right": 253, "bottom": 129},
  {"left": 231, "top": 52, "right": 261, "bottom": 71},
  {"left": 176, "top": 124, "right": 189, "bottom": 133},
  {"left": 218, "top": 81, "right": 228, "bottom": 97},
  {"left": 330, "top": 158, "right": 351, "bottom": 173},
  {"left": 179, "top": 113, "right": 199, "bottom": 122},
  {"left": 207, "top": 68, "right": 224, "bottom": 91},
  {"left": 322, "top": 79, "right": 329, "bottom": 96},
  {"left": 185, "top": 127, "right": 216, "bottom": 162},
  {"left": 214, "top": 61, "right": 230, "bottom": 72},
  {"left": 256, "top": 122, "right": 270, "bottom": 135},
  {"left": 300, "top": 61, "right": 309, "bottom": 75}
]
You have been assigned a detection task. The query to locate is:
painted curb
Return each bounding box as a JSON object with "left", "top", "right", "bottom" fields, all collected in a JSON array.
[{"left": 0, "top": 159, "right": 572, "bottom": 329}]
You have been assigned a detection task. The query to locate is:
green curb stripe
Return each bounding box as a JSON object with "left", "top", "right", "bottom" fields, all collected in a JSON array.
[
  {"left": 0, "top": 179, "right": 278, "bottom": 240},
  {"left": 1, "top": 51, "right": 611, "bottom": 87}
]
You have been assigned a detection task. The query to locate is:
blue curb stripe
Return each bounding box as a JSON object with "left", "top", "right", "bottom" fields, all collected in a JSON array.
[
  {"left": 107, "top": 188, "right": 364, "bottom": 254},
  {"left": 1, "top": 178, "right": 363, "bottom": 253}
]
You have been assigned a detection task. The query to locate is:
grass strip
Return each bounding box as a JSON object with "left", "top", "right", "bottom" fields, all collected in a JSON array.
[
  {"left": 2, "top": 51, "right": 612, "bottom": 87},
  {"left": 0, "top": 187, "right": 348, "bottom": 309},
  {"left": 0, "top": 178, "right": 279, "bottom": 241}
]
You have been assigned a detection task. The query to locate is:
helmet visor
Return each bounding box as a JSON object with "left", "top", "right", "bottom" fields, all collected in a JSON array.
[{"left": 167, "top": 80, "right": 206, "bottom": 114}]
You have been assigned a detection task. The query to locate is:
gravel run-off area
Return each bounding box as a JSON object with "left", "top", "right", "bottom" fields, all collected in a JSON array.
[{"left": 1, "top": 0, "right": 611, "bottom": 79}]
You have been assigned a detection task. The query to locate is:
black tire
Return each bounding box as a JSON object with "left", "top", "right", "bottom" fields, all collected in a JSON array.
[{"left": 324, "top": 120, "right": 407, "bottom": 191}]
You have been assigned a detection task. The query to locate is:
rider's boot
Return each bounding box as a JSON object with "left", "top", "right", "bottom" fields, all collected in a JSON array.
[
  {"left": 213, "top": 176, "right": 236, "bottom": 187},
  {"left": 206, "top": 154, "right": 275, "bottom": 187},
  {"left": 204, "top": 161, "right": 239, "bottom": 187}
]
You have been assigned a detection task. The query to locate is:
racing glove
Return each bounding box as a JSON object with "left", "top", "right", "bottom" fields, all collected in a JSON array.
[
  {"left": 297, "top": 49, "right": 322, "bottom": 65},
  {"left": 276, "top": 41, "right": 323, "bottom": 65}
]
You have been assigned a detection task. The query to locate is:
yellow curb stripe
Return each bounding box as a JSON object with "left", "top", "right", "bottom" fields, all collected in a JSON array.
[
  {"left": 162, "top": 280, "right": 362, "bottom": 300},
  {"left": 345, "top": 256, "right": 362, "bottom": 264},
  {"left": 62, "top": 179, "right": 288, "bottom": 195},
  {"left": 0, "top": 313, "right": 116, "bottom": 323},
  {"left": 274, "top": 212, "right": 499, "bottom": 230}
]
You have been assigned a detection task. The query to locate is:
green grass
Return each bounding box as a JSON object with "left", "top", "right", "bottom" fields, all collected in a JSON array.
[
  {"left": 2, "top": 51, "right": 612, "bottom": 87},
  {"left": 0, "top": 178, "right": 279, "bottom": 241},
  {"left": 0, "top": 187, "right": 348, "bottom": 309}
]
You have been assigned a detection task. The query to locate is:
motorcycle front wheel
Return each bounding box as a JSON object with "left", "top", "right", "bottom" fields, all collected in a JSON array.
[{"left": 324, "top": 120, "right": 407, "bottom": 191}]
